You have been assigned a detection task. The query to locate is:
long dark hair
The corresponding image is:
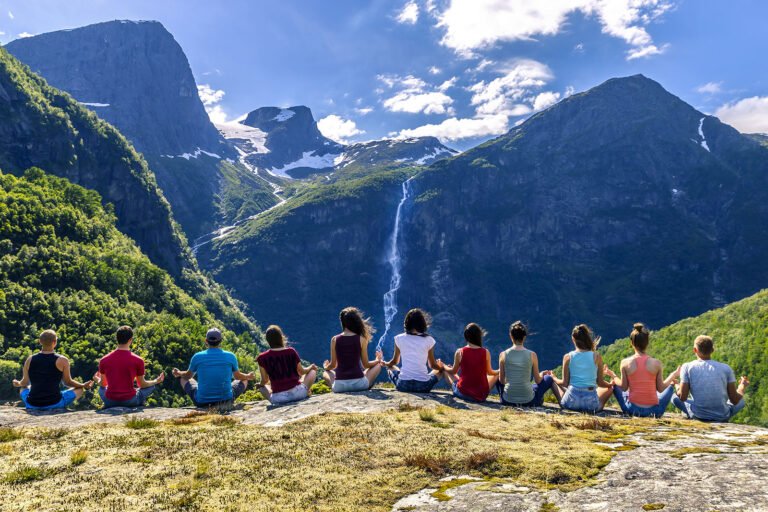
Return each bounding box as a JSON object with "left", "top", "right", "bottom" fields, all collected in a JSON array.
[
  {"left": 630, "top": 323, "right": 649, "bottom": 352},
  {"left": 265, "top": 325, "right": 286, "bottom": 349},
  {"left": 572, "top": 324, "right": 599, "bottom": 351},
  {"left": 509, "top": 321, "right": 527, "bottom": 344},
  {"left": 340, "top": 307, "right": 375, "bottom": 341},
  {"left": 404, "top": 308, "right": 431, "bottom": 336},
  {"left": 464, "top": 323, "right": 485, "bottom": 347}
]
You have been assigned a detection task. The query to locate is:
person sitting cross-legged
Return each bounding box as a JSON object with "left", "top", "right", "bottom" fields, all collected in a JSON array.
[
  {"left": 172, "top": 328, "right": 255, "bottom": 408},
  {"left": 323, "top": 307, "right": 383, "bottom": 393},
  {"left": 257, "top": 325, "right": 317, "bottom": 405},
  {"left": 93, "top": 325, "right": 165, "bottom": 409},
  {"left": 12, "top": 329, "right": 93, "bottom": 410},
  {"left": 603, "top": 323, "right": 680, "bottom": 418},
  {"left": 383, "top": 308, "right": 443, "bottom": 394},
  {"left": 497, "top": 321, "right": 554, "bottom": 407},
  {"left": 442, "top": 323, "right": 499, "bottom": 403},
  {"left": 672, "top": 335, "right": 749, "bottom": 422}
]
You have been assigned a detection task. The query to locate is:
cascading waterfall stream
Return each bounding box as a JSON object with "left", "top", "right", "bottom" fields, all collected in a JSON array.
[{"left": 376, "top": 176, "right": 415, "bottom": 353}]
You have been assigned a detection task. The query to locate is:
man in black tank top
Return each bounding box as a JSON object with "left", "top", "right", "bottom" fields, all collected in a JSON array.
[{"left": 12, "top": 330, "right": 93, "bottom": 410}]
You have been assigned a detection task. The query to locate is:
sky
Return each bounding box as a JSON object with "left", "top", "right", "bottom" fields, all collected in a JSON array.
[{"left": 1, "top": 0, "right": 767, "bottom": 150}]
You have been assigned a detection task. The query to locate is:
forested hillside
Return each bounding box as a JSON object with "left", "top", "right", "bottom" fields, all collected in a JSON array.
[
  {"left": 602, "top": 289, "right": 768, "bottom": 426},
  {"left": 0, "top": 169, "right": 263, "bottom": 405}
]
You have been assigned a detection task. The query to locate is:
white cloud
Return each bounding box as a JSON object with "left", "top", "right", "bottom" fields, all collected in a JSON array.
[
  {"left": 469, "top": 59, "right": 553, "bottom": 117},
  {"left": 428, "top": 66, "right": 442, "bottom": 75},
  {"left": 532, "top": 91, "right": 561, "bottom": 111},
  {"left": 18, "top": 32, "right": 35, "bottom": 39},
  {"left": 317, "top": 115, "right": 365, "bottom": 143},
  {"left": 715, "top": 96, "right": 768, "bottom": 134},
  {"left": 355, "top": 107, "right": 374, "bottom": 115},
  {"left": 396, "top": 114, "right": 509, "bottom": 142},
  {"left": 396, "top": 0, "right": 419, "bottom": 24},
  {"left": 378, "top": 74, "right": 455, "bottom": 115},
  {"left": 564, "top": 85, "right": 576, "bottom": 97},
  {"left": 435, "top": 0, "right": 672, "bottom": 60},
  {"left": 197, "top": 84, "right": 228, "bottom": 123},
  {"left": 438, "top": 76, "right": 457, "bottom": 91},
  {"left": 574, "top": 43, "right": 585, "bottom": 52},
  {"left": 697, "top": 81, "right": 722, "bottom": 95},
  {"left": 474, "top": 59, "right": 494, "bottom": 72}
]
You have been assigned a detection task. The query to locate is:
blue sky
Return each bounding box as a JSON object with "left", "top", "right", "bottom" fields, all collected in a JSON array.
[{"left": 2, "top": 0, "right": 767, "bottom": 150}]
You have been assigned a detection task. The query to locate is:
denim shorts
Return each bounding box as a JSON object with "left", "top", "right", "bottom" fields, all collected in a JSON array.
[
  {"left": 20, "top": 388, "right": 77, "bottom": 410},
  {"left": 269, "top": 384, "right": 308, "bottom": 404},
  {"left": 452, "top": 382, "right": 484, "bottom": 402},
  {"left": 332, "top": 376, "right": 370, "bottom": 393},
  {"left": 388, "top": 370, "right": 439, "bottom": 393},
  {"left": 184, "top": 380, "right": 246, "bottom": 407},
  {"left": 561, "top": 386, "right": 599, "bottom": 412}
]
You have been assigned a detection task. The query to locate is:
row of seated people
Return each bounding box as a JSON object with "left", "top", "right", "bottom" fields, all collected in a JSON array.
[{"left": 10, "top": 307, "right": 749, "bottom": 422}]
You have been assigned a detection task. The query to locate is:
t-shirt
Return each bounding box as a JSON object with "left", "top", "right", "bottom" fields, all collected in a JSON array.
[
  {"left": 395, "top": 333, "right": 436, "bottom": 382},
  {"left": 681, "top": 359, "right": 736, "bottom": 421},
  {"left": 99, "top": 350, "right": 145, "bottom": 402},
  {"left": 189, "top": 348, "right": 239, "bottom": 403},
  {"left": 257, "top": 348, "right": 301, "bottom": 393}
]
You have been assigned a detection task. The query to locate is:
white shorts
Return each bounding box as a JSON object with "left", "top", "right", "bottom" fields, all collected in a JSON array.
[
  {"left": 269, "top": 384, "right": 308, "bottom": 404},
  {"left": 332, "top": 376, "right": 370, "bottom": 393}
]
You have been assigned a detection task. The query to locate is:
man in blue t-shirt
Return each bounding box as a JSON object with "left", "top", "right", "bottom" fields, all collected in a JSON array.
[
  {"left": 672, "top": 335, "right": 749, "bottom": 422},
  {"left": 172, "top": 328, "right": 255, "bottom": 407}
]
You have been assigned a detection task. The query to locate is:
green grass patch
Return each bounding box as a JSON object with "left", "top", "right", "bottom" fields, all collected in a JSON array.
[
  {"left": 3, "top": 465, "right": 49, "bottom": 484},
  {"left": 70, "top": 449, "right": 88, "bottom": 466},
  {"left": 124, "top": 418, "right": 158, "bottom": 430},
  {"left": 667, "top": 446, "right": 722, "bottom": 459},
  {"left": 0, "top": 427, "right": 22, "bottom": 443},
  {"left": 642, "top": 504, "right": 666, "bottom": 511},
  {"left": 430, "top": 478, "right": 477, "bottom": 501}
]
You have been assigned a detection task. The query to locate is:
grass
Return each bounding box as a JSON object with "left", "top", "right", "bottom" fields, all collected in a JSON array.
[
  {"left": 0, "top": 408, "right": 647, "bottom": 511},
  {"left": 667, "top": 446, "right": 722, "bottom": 459},
  {"left": 124, "top": 418, "right": 159, "bottom": 430},
  {"left": 431, "top": 478, "right": 477, "bottom": 501},
  {"left": 642, "top": 504, "right": 666, "bottom": 511},
  {"left": 0, "top": 427, "right": 23, "bottom": 443},
  {"left": 70, "top": 449, "right": 88, "bottom": 466}
]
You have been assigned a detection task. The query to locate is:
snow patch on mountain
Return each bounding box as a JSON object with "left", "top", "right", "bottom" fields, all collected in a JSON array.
[
  {"left": 267, "top": 151, "right": 341, "bottom": 179},
  {"left": 161, "top": 148, "right": 222, "bottom": 160},
  {"left": 273, "top": 109, "right": 295, "bottom": 122},
  {"left": 216, "top": 122, "right": 269, "bottom": 154},
  {"left": 79, "top": 102, "right": 110, "bottom": 107},
  {"left": 698, "top": 117, "right": 710, "bottom": 152}
]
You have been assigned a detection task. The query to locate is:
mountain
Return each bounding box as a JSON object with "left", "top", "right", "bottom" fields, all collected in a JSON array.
[
  {"left": 601, "top": 288, "right": 768, "bottom": 427},
  {"left": 6, "top": 20, "right": 279, "bottom": 240},
  {"left": 0, "top": 169, "right": 263, "bottom": 405},
  {"left": 200, "top": 75, "right": 768, "bottom": 368},
  {"left": 220, "top": 105, "right": 456, "bottom": 181}
]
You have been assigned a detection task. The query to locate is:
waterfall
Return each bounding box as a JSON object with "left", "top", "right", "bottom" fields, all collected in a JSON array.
[{"left": 376, "top": 177, "right": 414, "bottom": 353}]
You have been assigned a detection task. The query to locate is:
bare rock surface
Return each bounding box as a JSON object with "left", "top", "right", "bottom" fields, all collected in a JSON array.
[{"left": 392, "top": 424, "right": 768, "bottom": 512}]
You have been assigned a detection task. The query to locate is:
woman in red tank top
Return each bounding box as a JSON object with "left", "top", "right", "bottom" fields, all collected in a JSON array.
[
  {"left": 442, "top": 323, "right": 499, "bottom": 402},
  {"left": 603, "top": 323, "right": 681, "bottom": 418}
]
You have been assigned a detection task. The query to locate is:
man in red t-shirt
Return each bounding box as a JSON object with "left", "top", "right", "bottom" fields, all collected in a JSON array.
[{"left": 94, "top": 326, "right": 165, "bottom": 408}]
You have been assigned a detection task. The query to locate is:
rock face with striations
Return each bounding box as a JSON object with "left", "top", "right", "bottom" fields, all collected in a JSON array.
[
  {"left": 6, "top": 20, "right": 279, "bottom": 240},
  {"left": 202, "top": 75, "right": 768, "bottom": 367}
]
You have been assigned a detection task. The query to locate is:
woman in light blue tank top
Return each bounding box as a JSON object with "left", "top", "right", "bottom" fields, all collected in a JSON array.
[{"left": 551, "top": 324, "right": 614, "bottom": 413}]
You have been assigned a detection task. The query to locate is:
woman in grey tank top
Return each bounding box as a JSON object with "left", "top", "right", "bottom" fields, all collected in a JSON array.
[{"left": 497, "top": 321, "right": 554, "bottom": 406}]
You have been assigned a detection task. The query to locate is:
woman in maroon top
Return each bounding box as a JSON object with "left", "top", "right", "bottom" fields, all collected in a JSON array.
[
  {"left": 442, "top": 323, "right": 499, "bottom": 402},
  {"left": 323, "top": 307, "right": 383, "bottom": 393},
  {"left": 257, "top": 325, "right": 317, "bottom": 405}
]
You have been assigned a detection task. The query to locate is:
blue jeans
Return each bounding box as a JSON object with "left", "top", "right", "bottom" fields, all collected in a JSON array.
[
  {"left": 672, "top": 395, "right": 746, "bottom": 422},
  {"left": 561, "top": 386, "right": 600, "bottom": 412},
  {"left": 99, "top": 386, "right": 156, "bottom": 408},
  {"left": 20, "top": 388, "right": 77, "bottom": 410},
  {"left": 497, "top": 375, "right": 554, "bottom": 407},
  {"left": 184, "top": 380, "right": 246, "bottom": 407},
  {"left": 613, "top": 385, "right": 675, "bottom": 418},
  {"left": 452, "top": 382, "right": 486, "bottom": 402},
  {"left": 388, "top": 370, "right": 439, "bottom": 393}
]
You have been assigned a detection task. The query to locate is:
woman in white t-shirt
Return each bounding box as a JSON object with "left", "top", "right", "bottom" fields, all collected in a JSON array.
[{"left": 383, "top": 308, "right": 444, "bottom": 393}]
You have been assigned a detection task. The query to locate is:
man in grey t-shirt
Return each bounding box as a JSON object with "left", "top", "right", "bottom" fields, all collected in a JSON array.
[{"left": 672, "top": 335, "right": 749, "bottom": 422}]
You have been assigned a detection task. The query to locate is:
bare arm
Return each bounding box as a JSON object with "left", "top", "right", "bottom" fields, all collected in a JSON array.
[
  {"left": 498, "top": 352, "right": 506, "bottom": 385},
  {"left": 678, "top": 382, "right": 690, "bottom": 401},
  {"left": 233, "top": 369, "right": 255, "bottom": 381},
  {"left": 360, "top": 338, "right": 380, "bottom": 370},
  {"left": 661, "top": 365, "right": 680, "bottom": 390},
  {"left": 258, "top": 366, "right": 270, "bottom": 387},
  {"left": 12, "top": 356, "right": 32, "bottom": 388},
  {"left": 59, "top": 357, "right": 92, "bottom": 389},
  {"left": 485, "top": 349, "right": 499, "bottom": 376},
  {"left": 553, "top": 355, "right": 570, "bottom": 387},
  {"left": 727, "top": 376, "right": 749, "bottom": 404},
  {"left": 443, "top": 350, "right": 461, "bottom": 376},
  {"left": 531, "top": 352, "right": 542, "bottom": 384},
  {"left": 384, "top": 345, "right": 401, "bottom": 368},
  {"left": 323, "top": 338, "right": 338, "bottom": 371},
  {"left": 298, "top": 361, "right": 317, "bottom": 376},
  {"left": 172, "top": 368, "right": 194, "bottom": 380},
  {"left": 595, "top": 353, "right": 611, "bottom": 388},
  {"left": 137, "top": 371, "right": 165, "bottom": 388}
]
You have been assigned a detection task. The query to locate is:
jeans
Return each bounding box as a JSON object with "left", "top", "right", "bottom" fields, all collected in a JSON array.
[
  {"left": 561, "top": 385, "right": 599, "bottom": 412},
  {"left": 269, "top": 384, "right": 309, "bottom": 405},
  {"left": 388, "top": 370, "right": 439, "bottom": 393},
  {"left": 184, "top": 380, "right": 246, "bottom": 407},
  {"left": 331, "top": 376, "right": 370, "bottom": 393},
  {"left": 452, "top": 382, "right": 486, "bottom": 402},
  {"left": 613, "top": 385, "right": 675, "bottom": 418},
  {"left": 497, "top": 375, "right": 554, "bottom": 407},
  {"left": 672, "top": 395, "right": 746, "bottom": 422},
  {"left": 20, "top": 388, "right": 77, "bottom": 410},
  {"left": 99, "top": 386, "right": 156, "bottom": 408}
]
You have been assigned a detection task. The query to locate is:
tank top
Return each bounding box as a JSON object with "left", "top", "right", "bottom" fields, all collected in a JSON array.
[
  {"left": 627, "top": 354, "right": 659, "bottom": 406},
  {"left": 457, "top": 346, "right": 489, "bottom": 402},
  {"left": 27, "top": 352, "right": 63, "bottom": 407},
  {"left": 502, "top": 348, "right": 535, "bottom": 404},
  {"left": 569, "top": 350, "right": 597, "bottom": 388},
  {"left": 334, "top": 334, "right": 364, "bottom": 380}
]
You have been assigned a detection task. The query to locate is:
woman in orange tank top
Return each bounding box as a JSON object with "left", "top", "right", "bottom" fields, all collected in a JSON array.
[{"left": 604, "top": 323, "right": 681, "bottom": 417}]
